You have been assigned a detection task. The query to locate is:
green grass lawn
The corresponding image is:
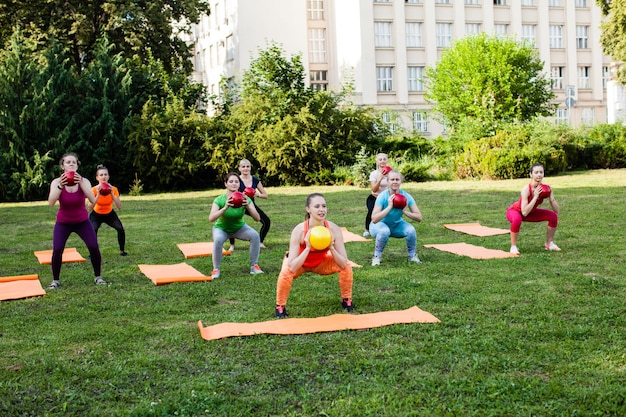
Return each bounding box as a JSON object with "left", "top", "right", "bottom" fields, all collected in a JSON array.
[{"left": 1, "top": 169, "right": 625, "bottom": 416}]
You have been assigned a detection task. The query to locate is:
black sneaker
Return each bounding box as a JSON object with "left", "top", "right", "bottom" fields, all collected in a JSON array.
[
  {"left": 342, "top": 298, "right": 355, "bottom": 312},
  {"left": 120, "top": 251, "right": 128, "bottom": 256},
  {"left": 275, "top": 305, "right": 288, "bottom": 318}
]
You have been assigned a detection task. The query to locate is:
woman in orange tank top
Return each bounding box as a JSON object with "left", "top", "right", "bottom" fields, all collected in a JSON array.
[{"left": 274, "top": 193, "right": 354, "bottom": 318}]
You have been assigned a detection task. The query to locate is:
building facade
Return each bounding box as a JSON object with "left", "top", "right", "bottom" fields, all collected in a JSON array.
[{"left": 187, "top": 0, "right": 615, "bottom": 136}]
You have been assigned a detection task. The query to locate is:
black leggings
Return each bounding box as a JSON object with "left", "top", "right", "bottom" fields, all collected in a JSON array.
[
  {"left": 89, "top": 211, "right": 126, "bottom": 252},
  {"left": 365, "top": 194, "right": 377, "bottom": 232},
  {"left": 230, "top": 204, "right": 271, "bottom": 245}
]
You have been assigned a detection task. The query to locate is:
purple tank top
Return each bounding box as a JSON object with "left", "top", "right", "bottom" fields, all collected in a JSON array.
[{"left": 57, "top": 188, "right": 89, "bottom": 224}]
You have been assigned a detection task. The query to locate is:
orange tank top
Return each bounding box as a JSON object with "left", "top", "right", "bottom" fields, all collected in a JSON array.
[{"left": 300, "top": 220, "right": 330, "bottom": 268}]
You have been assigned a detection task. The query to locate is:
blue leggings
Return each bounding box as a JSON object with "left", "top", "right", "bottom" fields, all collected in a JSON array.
[
  {"left": 370, "top": 220, "right": 417, "bottom": 259},
  {"left": 52, "top": 220, "right": 102, "bottom": 280}
]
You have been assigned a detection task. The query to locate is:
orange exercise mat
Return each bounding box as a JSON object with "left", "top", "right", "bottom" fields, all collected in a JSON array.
[
  {"left": 138, "top": 263, "right": 212, "bottom": 285},
  {"left": 198, "top": 306, "right": 440, "bottom": 340},
  {"left": 340, "top": 227, "right": 372, "bottom": 242},
  {"left": 443, "top": 223, "right": 510, "bottom": 237},
  {"left": 177, "top": 242, "right": 231, "bottom": 258},
  {"left": 0, "top": 274, "right": 46, "bottom": 301},
  {"left": 34, "top": 247, "right": 86, "bottom": 265},
  {"left": 424, "top": 242, "right": 518, "bottom": 259}
]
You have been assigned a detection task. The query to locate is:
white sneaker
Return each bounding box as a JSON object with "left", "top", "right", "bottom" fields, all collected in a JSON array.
[
  {"left": 371, "top": 256, "right": 381, "bottom": 266},
  {"left": 510, "top": 246, "right": 520, "bottom": 255},
  {"left": 545, "top": 242, "right": 561, "bottom": 251},
  {"left": 363, "top": 231, "right": 370, "bottom": 238},
  {"left": 409, "top": 255, "right": 422, "bottom": 264}
]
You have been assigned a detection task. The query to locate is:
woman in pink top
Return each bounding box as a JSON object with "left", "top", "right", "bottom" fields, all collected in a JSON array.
[
  {"left": 506, "top": 163, "right": 560, "bottom": 255},
  {"left": 47, "top": 153, "right": 107, "bottom": 289}
]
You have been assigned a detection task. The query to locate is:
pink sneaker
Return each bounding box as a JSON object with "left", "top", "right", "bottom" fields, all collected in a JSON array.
[{"left": 250, "top": 265, "right": 264, "bottom": 275}]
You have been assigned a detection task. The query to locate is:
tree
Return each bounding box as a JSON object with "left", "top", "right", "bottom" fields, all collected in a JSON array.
[
  {"left": 598, "top": 0, "right": 626, "bottom": 84},
  {"left": 0, "top": 0, "right": 210, "bottom": 74},
  {"left": 596, "top": 0, "right": 611, "bottom": 15},
  {"left": 205, "top": 43, "right": 381, "bottom": 186},
  {"left": 425, "top": 33, "right": 556, "bottom": 133}
]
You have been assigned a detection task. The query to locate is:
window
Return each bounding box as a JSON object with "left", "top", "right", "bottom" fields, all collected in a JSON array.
[
  {"left": 374, "top": 0, "right": 391, "bottom": 3},
  {"left": 578, "top": 66, "right": 591, "bottom": 89},
  {"left": 521, "top": 0, "right": 534, "bottom": 5},
  {"left": 406, "top": 23, "right": 423, "bottom": 47},
  {"left": 436, "top": 23, "right": 452, "bottom": 48},
  {"left": 413, "top": 111, "right": 429, "bottom": 133},
  {"left": 581, "top": 108, "right": 595, "bottom": 125},
  {"left": 551, "top": 66, "right": 564, "bottom": 90},
  {"left": 307, "top": 0, "right": 325, "bottom": 20},
  {"left": 225, "top": 35, "right": 234, "bottom": 61},
  {"left": 549, "top": 25, "right": 563, "bottom": 48},
  {"left": 465, "top": 0, "right": 479, "bottom": 4},
  {"left": 494, "top": 24, "right": 508, "bottom": 38},
  {"left": 195, "top": 51, "right": 203, "bottom": 72},
  {"left": 308, "top": 28, "right": 327, "bottom": 63},
  {"left": 310, "top": 70, "right": 328, "bottom": 91},
  {"left": 522, "top": 25, "right": 536, "bottom": 46},
  {"left": 209, "top": 44, "right": 215, "bottom": 68},
  {"left": 213, "top": 3, "right": 220, "bottom": 27},
  {"left": 407, "top": 66, "right": 424, "bottom": 91},
  {"left": 375, "top": 22, "right": 393, "bottom": 47},
  {"left": 217, "top": 41, "right": 224, "bottom": 65},
  {"left": 436, "top": 0, "right": 451, "bottom": 3},
  {"left": 575, "top": 0, "right": 587, "bottom": 6},
  {"left": 493, "top": 0, "right": 507, "bottom": 5},
  {"left": 406, "top": 0, "right": 420, "bottom": 3},
  {"left": 603, "top": 66, "right": 610, "bottom": 89},
  {"left": 381, "top": 112, "right": 398, "bottom": 133},
  {"left": 555, "top": 108, "right": 568, "bottom": 124},
  {"left": 576, "top": 26, "right": 589, "bottom": 49},
  {"left": 549, "top": 0, "right": 562, "bottom": 6},
  {"left": 466, "top": 23, "right": 481, "bottom": 36},
  {"left": 377, "top": 66, "right": 394, "bottom": 92}
]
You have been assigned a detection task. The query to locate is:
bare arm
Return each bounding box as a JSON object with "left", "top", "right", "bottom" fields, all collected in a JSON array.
[
  {"left": 76, "top": 176, "right": 96, "bottom": 205},
  {"left": 548, "top": 192, "right": 560, "bottom": 215},
  {"left": 370, "top": 170, "right": 386, "bottom": 194},
  {"left": 255, "top": 181, "right": 268, "bottom": 199},
  {"left": 286, "top": 224, "right": 309, "bottom": 272},
  {"left": 209, "top": 201, "right": 229, "bottom": 222},
  {"left": 521, "top": 186, "right": 539, "bottom": 216},
  {"left": 87, "top": 188, "right": 97, "bottom": 211},
  {"left": 371, "top": 197, "right": 392, "bottom": 224},
  {"left": 327, "top": 222, "right": 348, "bottom": 269},
  {"left": 111, "top": 187, "right": 122, "bottom": 210},
  {"left": 403, "top": 201, "right": 423, "bottom": 222},
  {"left": 245, "top": 200, "right": 261, "bottom": 222},
  {"left": 48, "top": 178, "right": 63, "bottom": 206}
]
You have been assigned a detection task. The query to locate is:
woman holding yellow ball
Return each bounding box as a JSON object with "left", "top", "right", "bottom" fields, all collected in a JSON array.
[{"left": 274, "top": 193, "right": 354, "bottom": 318}]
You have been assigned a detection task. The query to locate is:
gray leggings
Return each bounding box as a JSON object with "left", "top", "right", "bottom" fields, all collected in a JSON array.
[{"left": 212, "top": 224, "right": 260, "bottom": 269}]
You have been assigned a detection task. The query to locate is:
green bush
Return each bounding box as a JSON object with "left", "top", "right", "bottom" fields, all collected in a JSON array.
[
  {"left": 455, "top": 121, "right": 568, "bottom": 179},
  {"left": 349, "top": 147, "right": 371, "bottom": 188},
  {"left": 584, "top": 123, "right": 626, "bottom": 168},
  {"left": 397, "top": 155, "right": 436, "bottom": 182}
]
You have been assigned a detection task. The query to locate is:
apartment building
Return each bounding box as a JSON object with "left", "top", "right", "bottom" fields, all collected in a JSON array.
[{"left": 187, "top": 0, "right": 617, "bottom": 136}]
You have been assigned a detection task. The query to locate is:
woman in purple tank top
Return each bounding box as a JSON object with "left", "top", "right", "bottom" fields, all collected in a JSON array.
[{"left": 46, "top": 153, "right": 107, "bottom": 290}]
